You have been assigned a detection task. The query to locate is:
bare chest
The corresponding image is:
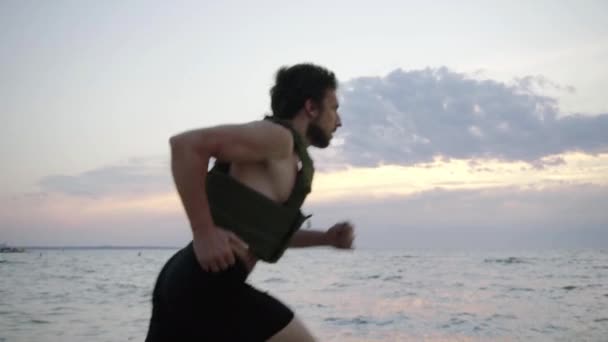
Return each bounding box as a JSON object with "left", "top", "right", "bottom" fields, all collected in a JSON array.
[{"left": 228, "top": 154, "right": 299, "bottom": 204}]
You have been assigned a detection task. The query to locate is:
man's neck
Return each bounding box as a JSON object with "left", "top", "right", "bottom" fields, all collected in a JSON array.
[{"left": 289, "top": 114, "right": 311, "bottom": 147}]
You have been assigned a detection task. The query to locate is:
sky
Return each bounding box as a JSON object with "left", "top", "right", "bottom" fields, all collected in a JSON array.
[{"left": 1, "top": 0, "right": 607, "bottom": 248}]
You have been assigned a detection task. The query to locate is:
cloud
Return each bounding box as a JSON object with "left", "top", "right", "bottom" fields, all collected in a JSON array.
[
  {"left": 313, "top": 67, "right": 608, "bottom": 169},
  {"left": 30, "top": 68, "right": 608, "bottom": 197},
  {"left": 38, "top": 156, "right": 171, "bottom": 198},
  {"left": 514, "top": 74, "right": 576, "bottom": 95}
]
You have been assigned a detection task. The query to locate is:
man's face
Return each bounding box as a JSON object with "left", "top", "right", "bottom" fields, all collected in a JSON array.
[{"left": 307, "top": 89, "right": 341, "bottom": 148}]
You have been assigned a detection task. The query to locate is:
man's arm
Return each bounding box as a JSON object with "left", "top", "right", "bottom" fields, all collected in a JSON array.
[
  {"left": 289, "top": 230, "right": 330, "bottom": 248},
  {"left": 169, "top": 121, "right": 293, "bottom": 271},
  {"left": 170, "top": 121, "right": 293, "bottom": 231},
  {"left": 289, "top": 222, "right": 355, "bottom": 249}
]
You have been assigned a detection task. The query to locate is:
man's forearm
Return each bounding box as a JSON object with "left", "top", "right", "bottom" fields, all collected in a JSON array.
[
  {"left": 170, "top": 136, "right": 214, "bottom": 232},
  {"left": 289, "top": 230, "right": 329, "bottom": 248}
]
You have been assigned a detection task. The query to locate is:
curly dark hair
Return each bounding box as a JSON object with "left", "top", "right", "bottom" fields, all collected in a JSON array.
[{"left": 270, "top": 63, "right": 337, "bottom": 119}]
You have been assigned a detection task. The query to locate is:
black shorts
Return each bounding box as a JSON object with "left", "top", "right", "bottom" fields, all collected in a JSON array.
[{"left": 145, "top": 243, "right": 294, "bottom": 342}]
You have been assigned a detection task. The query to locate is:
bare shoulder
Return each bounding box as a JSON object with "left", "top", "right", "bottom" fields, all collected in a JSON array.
[
  {"left": 236, "top": 120, "right": 294, "bottom": 155},
  {"left": 245, "top": 120, "right": 293, "bottom": 142},
  {"left": 170, "top": 119, "right": 294, "bottom": 163}
]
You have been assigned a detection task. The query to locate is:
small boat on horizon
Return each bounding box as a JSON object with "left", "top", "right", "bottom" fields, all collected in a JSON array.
[{"left": 0, "top": 243, "right": 26, "bottom": 253}]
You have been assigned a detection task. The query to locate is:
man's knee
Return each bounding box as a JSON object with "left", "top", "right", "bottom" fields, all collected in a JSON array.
[{"left": 267, "top": 316, "right": 316, "bottom": 342}]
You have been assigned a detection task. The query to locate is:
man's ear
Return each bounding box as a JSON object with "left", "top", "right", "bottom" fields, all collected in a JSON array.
[{"left": 304, "top": 99, "right": 319, "bottom": 119}]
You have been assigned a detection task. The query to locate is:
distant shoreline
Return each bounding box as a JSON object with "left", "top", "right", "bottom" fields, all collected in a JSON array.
[{"left": 17, "top": 246, "right": 180, "bottom": 250}]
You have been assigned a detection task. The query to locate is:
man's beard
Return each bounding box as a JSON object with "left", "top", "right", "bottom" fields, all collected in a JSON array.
[{"left": 306, "top": 120, "right": 330, "bottom": 148}]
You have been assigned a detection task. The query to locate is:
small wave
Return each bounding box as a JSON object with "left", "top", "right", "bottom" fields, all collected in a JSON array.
[
  {"left": 330, "top": 282, "right": 350, "bottom": 288},
  {"left": 484, "top": 257, "right": 528, "bottom": 265},
  {"left": 325, "top": 316, "right": 368, "bottom": 325},
  {"left": 508, "top": 287, "right": 535, "bottom": 292},
  {"left": 592, "top": 265, "right": 608, "bottom": 270},
  {"left": 383, "top": 275, "right": 402, "bottom": 281},
  {"left": 365, "top": 274, "right": 381, "bottom": 279},
  {"left": 116, "top": 283, "right": 138, "bottom": 290},
  {"left": 30, "top": 319, "right": 50, "bottom": 324},
  {"left": 450, "top": 318, "right": 467, "bottom": 325},
  {"left": 353, "top": 274, "right": 381, "bottom": 280},
  {"left": 325, "top": 316, "right": 393, "bottom": 326},
  {"left": 262, "top": 277, "right": 286, "bottom": 284},
  {"left": 594, "top": 318, "right": 608, "bottom": 323},
  {"left": 488, "top": 313, "right": 517, "bottom": 320},
  {"left": 132, "top": 318, "right": 150, "bottom": 324},
  {"left": 545, "top": 324, "right": 567, "bottom": 332},
  {"left": 456, "top": 312, "right": 476, "bottom": 318},
  {"left": 441, "top": 317, "right": 468, "bottom": 328},
  {"left": 56, "top": 274, "right": 84, "bottom": 281},
  {"left": 562, "top": 286, "right": 577, "bottom": 291},
  {"left": 0, "top": 260, "right": 26, "bottom": 265},
  {"left": 391, "top": 255, "right": 416, "bottom": 260}
]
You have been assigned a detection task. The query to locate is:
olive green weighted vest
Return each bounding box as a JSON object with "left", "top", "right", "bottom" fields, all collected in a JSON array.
[{"left": 205, "top": 117, "right": 314, "bottom": 263}]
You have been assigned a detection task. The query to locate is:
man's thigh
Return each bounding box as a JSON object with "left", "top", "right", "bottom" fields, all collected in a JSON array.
[{"left": 222, "top": 282, "right": 298, "bottom": 341}]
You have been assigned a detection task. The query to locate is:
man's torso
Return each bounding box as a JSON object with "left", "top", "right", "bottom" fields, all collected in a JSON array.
[{"left": 225, "top": 143, "right": 300, "bottom": 270}]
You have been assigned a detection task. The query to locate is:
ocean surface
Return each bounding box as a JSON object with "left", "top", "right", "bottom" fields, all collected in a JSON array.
[{"left": 1, "top": 247, "right": 607, "bottom": 341}]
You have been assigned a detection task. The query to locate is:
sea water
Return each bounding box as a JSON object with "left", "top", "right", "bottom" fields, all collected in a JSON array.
[{"left": 1, "top": 248, "right": 607, "bottom": 341}]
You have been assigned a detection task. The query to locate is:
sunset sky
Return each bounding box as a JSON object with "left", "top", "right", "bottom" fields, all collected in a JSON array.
[{"left": 2, "top": 0, "right": 607, "bottom": 248}]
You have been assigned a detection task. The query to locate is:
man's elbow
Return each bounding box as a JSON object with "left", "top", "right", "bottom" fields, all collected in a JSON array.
[
  {"left": 168, "top": 134, "right": 185, "bottom": 156},
  {"left": 169, "top": 130, "right": 213, "bottom": 156},
  {"left": 169, "top": 134, "right": 182, "bottom": 149}
]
